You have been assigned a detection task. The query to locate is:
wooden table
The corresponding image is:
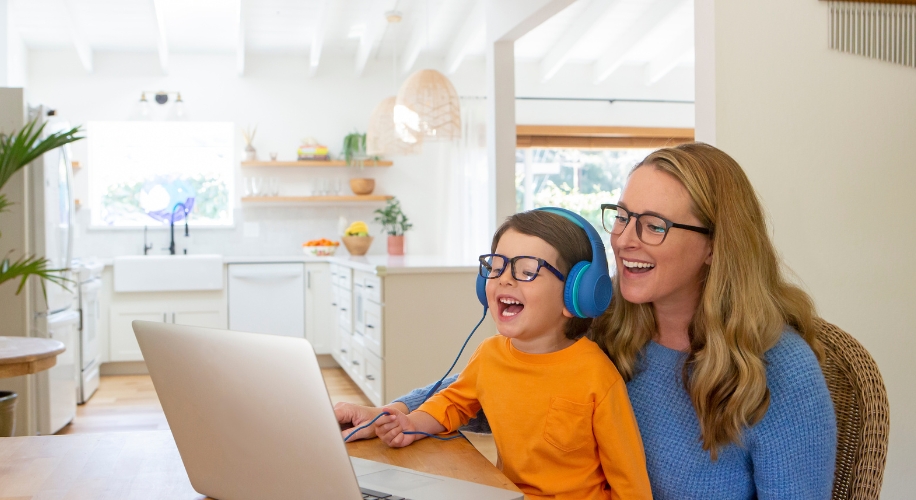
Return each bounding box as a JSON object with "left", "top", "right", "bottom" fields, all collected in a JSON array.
[
  {"left": 0, "top": 431, "right": 520, "bottom": 499},
  {"left": 0, "top": 336, "right": 65, "bottom": 379}
]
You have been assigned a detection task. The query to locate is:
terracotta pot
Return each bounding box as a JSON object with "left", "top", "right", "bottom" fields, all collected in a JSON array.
[
  {"left": 341, "top": 236, "right": 373, "bottom": 256},
  {"left": 349, "top": 178, "right": 375, "bottom": 195},
  {"left": 387, "top": 235, "right": 405, "bottom": 255}
]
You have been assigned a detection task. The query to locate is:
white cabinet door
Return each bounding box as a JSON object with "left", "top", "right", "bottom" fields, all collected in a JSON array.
[
  {"left": 109, "top": 305, "right": 167, "bottom": 362},
  {"left": 172, "top": 309, "right": 225, "bottom": 329},
  {"left": 228, "top": 263, "right": 305, "bottom": 338},
  {"left": 305, "top": 263, "right": 332, "bottom": 354}
]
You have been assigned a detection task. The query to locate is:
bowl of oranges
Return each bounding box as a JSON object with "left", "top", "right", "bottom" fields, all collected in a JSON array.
[{"left": 302, "top": 238, "right": 340, "bottom": 256}]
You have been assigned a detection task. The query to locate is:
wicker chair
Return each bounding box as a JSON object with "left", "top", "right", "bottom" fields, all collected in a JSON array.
[{"left": 815, "top": 318, "right": 890, "bottom": 500}]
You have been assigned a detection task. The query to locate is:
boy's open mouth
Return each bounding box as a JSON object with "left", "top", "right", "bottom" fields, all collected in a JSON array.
[{"left": 498, "top": 297, "right": 525, "bottom": 317}]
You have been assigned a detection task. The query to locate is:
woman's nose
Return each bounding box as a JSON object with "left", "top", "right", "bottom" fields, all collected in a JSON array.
[{"left": 614, "top": 219, "right": 640, "bottom": 248}]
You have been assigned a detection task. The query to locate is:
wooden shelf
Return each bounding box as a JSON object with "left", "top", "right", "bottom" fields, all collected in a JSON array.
[
  {"left": 241, "top": 160, "right": 392, "bottom": 167},
  {"left": 241, "top": 195, "right": 393, "bottom": 203}
]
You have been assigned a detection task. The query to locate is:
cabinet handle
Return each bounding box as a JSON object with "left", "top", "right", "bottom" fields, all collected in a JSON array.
[
  {"left": 341, "top": 307, "right": 347, "bottom": 311},
  {"left": 366, "top": 284, "right": 374, "bottom": 289},
  {"left": 366, "top": 374, "right": 375, "bottom": 381},
  {"left": 162, "top": 313, "right": 167, "bottom": 323},
  {"left": 366, "top": 324, "right": 374, "bottom": 329},
  {"left": 340, "top": 348, "right": 347, "bottom": 353},
  {"left": 331, "top": 302, "right": 337, "bottom": 307},
  {"left": 352, "top": 360, "right": 360, "bottom": 366},
  {"left": 171, "top": 312, "right": 176, "bottom": 323},
  {"left": 307, "top": 271, "right": 311, "bottom": 289}
]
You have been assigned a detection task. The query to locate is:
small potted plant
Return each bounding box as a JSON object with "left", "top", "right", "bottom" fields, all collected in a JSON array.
[
  {"left": 342, "top": 131, "right": 374, "bottom": 195},
  {"left": 374, "top": 198, "right": 412, "bottom": 256}
]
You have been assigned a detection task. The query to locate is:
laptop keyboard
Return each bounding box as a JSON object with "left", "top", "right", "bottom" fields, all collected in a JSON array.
[{"left": 360, "top": 486, "right": 409, "bottom": 500}]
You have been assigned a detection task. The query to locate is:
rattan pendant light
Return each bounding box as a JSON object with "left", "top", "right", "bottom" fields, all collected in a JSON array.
[
  {"left": 394, "top": 68, "right": 461, "bottom": 141},
  {"left": 367, "top": 96, "right": 423, "bottom": 156}
]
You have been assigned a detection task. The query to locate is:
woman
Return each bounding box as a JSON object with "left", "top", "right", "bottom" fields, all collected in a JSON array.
[{"left": 335, "top": 143, "right": 837, "bottom": 499}]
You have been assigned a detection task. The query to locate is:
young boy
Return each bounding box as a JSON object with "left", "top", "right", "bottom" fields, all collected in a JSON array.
[{"left": 375, "top": 210, "right": 652, "bottom": 500}]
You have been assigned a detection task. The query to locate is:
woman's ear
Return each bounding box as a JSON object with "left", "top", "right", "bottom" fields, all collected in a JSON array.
[{"left": 704, "top": 239, "right": 713, "bottom": 266}]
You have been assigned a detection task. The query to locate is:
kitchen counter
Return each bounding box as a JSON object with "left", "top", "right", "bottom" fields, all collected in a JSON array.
[{"left": 222, "top": 254, "right": 477, "bottom": 275}]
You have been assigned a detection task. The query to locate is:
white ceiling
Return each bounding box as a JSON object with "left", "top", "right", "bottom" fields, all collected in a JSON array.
[{"left": 12, "top": 0, "right": 694, "bottom": 84}]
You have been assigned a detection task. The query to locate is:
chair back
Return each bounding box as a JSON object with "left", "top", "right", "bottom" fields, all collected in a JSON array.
[{"left": 816, "top": 318, "right": 889, "bottom": 500}]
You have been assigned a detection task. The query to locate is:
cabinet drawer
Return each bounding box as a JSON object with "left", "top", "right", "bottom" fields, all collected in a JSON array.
[
  {"left": 337, "top": 292, "right": 352, "bottom": 332},
  {"left": 364, "top": 301, "right": 382, "bottom": 358},
  {"left": 349, "top": 341, "right": 366, "bottom": 383},
  {"left": 364, "top": 275, "right": 381, "bottom": 303},
  {"left": 337, "top": 330, "right": 352, "bottom": 368},
  {"left": 363, "top": 349, "right": 383, "bottom": 406},
  {"left": 337, "top": 267, "right": 352, "bottom": 290}
]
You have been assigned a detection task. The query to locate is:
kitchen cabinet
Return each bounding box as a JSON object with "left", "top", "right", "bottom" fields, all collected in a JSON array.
[
  {"left": 228, "top": 263, "right": 304, "bottom": 338},
  {"left": 328, "top": 260, "right": 495, "bottom": 407},
  {"left": 304, "top": 263, "right": 333, "bottom": 354},
  {"left": 109, "top": 290, "right": 226, "bottom": 362}
]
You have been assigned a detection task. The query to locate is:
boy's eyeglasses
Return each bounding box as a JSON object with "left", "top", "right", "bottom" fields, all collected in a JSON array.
[
  {"left": 601, "top": 203, "right": 711, "bottom": 246},
  {"left": 478, "top": 254, "right": 566, "bottom": 282}
]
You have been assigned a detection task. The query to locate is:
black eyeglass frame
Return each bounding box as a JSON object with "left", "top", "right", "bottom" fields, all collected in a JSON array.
[
  {"left": 478, "top": 254, "right": 566, "bottom": 282},
  {"left": 600, "top": 203, "right": 711, "bottom": 245}
]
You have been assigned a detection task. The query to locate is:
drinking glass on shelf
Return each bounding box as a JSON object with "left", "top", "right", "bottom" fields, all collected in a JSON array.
[
  {"left": 269, "top": 177, "right": 280, "bottom": 197},
  {"left": 269, "top": 151, "right": 278, "bottom": 161},
  {"left": 251, "top": 177, "right": 265, "bottom": 197},
  {"left": 332, "top": 178, "right": 342, "bottom": 195}
]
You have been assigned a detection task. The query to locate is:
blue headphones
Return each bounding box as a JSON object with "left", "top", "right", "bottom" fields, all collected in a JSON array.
[{"left": 476, "top": 207, "right": 612, "bottom": 318}]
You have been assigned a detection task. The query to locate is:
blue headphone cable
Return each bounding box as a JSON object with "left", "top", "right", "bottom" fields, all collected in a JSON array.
[{"left": 342, "top": 306, "right": 489, "bottom": 443}]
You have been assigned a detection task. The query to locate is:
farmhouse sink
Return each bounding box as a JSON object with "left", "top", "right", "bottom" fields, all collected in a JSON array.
[{"left": 114, "top": 254, "right": 223, "bottom": 292}]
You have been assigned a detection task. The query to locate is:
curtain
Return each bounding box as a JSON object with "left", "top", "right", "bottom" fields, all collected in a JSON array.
[{"left": 443, "top": 97, "right": 490, "bottom": 261}]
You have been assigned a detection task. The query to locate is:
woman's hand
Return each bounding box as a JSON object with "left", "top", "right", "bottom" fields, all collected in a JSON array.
[
  {"left": 334, "top": 401, "right": 409, "bottom": 442},
  {"left": 375, "top": 406, "right": 423, "bottom": 448}
]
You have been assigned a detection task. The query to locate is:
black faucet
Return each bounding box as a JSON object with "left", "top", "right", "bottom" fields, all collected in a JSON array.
[{"left": 168, "top": 203, "right": 189, "bottom": 255}]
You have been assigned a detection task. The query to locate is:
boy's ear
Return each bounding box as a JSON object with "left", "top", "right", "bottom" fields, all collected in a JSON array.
[{"left": 562, "top": 306, "right": 576, "bottom": 319}]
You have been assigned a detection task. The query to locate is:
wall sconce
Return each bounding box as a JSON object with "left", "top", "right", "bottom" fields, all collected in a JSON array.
[{"left": 136, "top": 91, "right": 186, "bottom": 121}]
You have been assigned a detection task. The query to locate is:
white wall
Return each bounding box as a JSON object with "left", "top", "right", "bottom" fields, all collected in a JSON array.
[
  {"left": 700, "top": 1, "right": 916, "bottom": 496},
  {"left": 26, "top": 49, "right": 693, "bottom": 261}
]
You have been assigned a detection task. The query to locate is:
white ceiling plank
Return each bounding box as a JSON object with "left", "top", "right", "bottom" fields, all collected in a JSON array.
[
  {"left": 539, "top": 0, "right": 618, "bottom": 82},
  {"left": 592, "top": 0, "right": 688, "bottom": 84},
  {"left": 644, "top": 26, "right": 692, "bottom": 85},
  {"left": 309, "top": 0, "right": 330, "bottom": 77},
  {"left": 355, "top": 1, "right": 396, "bottom": 77},
  {"left": 445, "top": 0, "right": 484, "bottom": 75},
  {"left": 400, "top": 0, "right": 462, "bottom": 75},
  {"left": 151, "top": 0, "right": 169, "bottom": 74},
  {"left": 236, "top": 2, "right": 244, "bottom": 76},
  {"left": 62, "top": 0, "right": 92, "bottom": 73}
]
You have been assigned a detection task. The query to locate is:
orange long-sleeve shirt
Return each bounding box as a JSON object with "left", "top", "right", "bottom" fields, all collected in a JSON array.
[{"left": 417, "top": 335, "right": 652, "bottom": 500}]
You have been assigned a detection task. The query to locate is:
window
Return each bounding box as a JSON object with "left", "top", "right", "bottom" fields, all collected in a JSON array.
[
  {"left": 88, "top": 122, "right": 234, "bottom": 227},
  {"left": 516, "top": 148, "right": 652, "bottom": 234},
  {"left": 515, "top": 126, "right": 693, "bottom": 234}
]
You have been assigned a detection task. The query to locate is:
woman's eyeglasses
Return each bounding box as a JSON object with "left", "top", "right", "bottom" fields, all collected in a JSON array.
[
  {"left": 478, "top": 254, "right": 565, "bottom": 282},
  {"left": 601, "top": 203, "right": 711, "bottom": 246}
]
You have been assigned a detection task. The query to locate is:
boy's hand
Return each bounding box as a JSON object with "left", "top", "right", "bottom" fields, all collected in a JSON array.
[{"left": 375, "top": 406, "right": 422, "bottom": 448}]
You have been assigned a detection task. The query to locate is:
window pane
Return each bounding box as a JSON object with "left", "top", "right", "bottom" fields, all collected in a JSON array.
[
  {"left": 515, "top": 148, "right": 652, "bottom": 234},
  {"left": 88, "top": 122, "right": 234, "bottom": 227}
]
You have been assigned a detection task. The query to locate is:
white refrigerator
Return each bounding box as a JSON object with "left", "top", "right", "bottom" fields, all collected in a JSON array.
[{"left": 0, "top": 88, "right": 80, "bottom": 435}]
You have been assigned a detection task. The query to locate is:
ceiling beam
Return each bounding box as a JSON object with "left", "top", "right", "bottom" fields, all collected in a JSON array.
[
  {"left": 539, "top": 0, "right": 619, "bottom": 82},
  {"left": 151, "top": 0, "right": 169, "bottom": 74},
  {"left": 309, "top": 0, "right": 330, "bottom": 77},
  {"left": 591, "top": 0, "right": 687, "bottom": 85},
  {"left": 445, "top": 0, "right": 484, "bottom": 75},
  {"left": 62, "top": 0, "right": 92, "bottom": 73},
  {"left": 236, "top": 1, "right": 245, "bottom": 76},
  {"left": 400, "top": 0, "right": 461, "bottom": 75},
  {"left": 644, "top": 25, "right": 693, "bottom": 85},
  {"left": 355, "top": 1, "right": 396, "bottom": 77}
]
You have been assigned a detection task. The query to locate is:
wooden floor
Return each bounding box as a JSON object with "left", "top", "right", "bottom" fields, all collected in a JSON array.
[
  {"left": 56, "top": 368, "right": 371, "bottom": 435},
  {"left": 54, "top": 369, "right": 498, "bottom": 465}
]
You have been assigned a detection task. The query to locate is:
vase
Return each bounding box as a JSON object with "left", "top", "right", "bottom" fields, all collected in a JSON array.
[
  {"left": 349, "top": 178, "right": 375, "bottom": 195},
  {"left": 244, "top": 145, "right": 257, "bottom": 161},
  {"left": 387, "top": 235, "right": 404, "bottom": 255}
]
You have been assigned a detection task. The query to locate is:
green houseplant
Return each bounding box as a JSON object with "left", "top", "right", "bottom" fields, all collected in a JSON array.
[
  {"left": 0, "top": 118, "right": 83, "bottom": 295},
  {"left": 374, "top": 198, "right": 412, "bottom": 255},
  {"left": 342, "top": 131, "right": 375, "bottom": 195}
]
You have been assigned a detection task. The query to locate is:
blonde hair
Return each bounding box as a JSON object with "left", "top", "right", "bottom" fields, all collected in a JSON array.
[{"left": 591, "top": 142, "right": 821, "bottom": 459}]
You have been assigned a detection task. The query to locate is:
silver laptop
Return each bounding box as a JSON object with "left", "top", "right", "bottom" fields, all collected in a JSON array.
[{"left": 133, "top": 320, "right": 522, "bottom": 500}]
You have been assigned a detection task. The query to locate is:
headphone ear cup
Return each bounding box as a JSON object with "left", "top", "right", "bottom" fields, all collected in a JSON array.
[
  {"left": 563, "top": 261, "right": 591, "bottom": 318},
  {"left": 476, "top": 274, "right": 488, "bottom": 309}
]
